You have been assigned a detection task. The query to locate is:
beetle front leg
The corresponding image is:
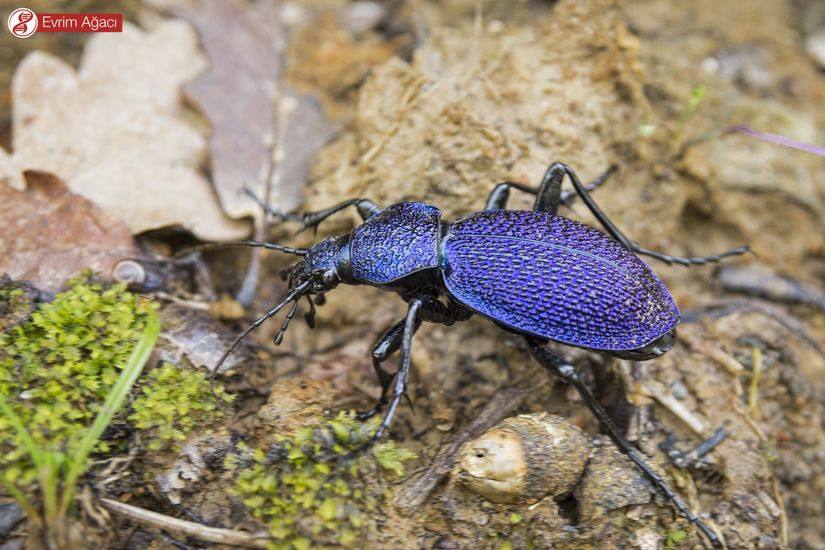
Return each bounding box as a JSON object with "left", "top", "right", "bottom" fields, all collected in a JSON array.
[
  {"left": 525, "top": 336, "right": 723, "bottom": 549},
  {"left": 368, "top": 299, "right": 422, "bottom": 444},
  {"left": 356, "top": 316, "right": 422, "bottom": 421},
  {"left": 244, "top": 187, "right": 382, "bottom": 232}
]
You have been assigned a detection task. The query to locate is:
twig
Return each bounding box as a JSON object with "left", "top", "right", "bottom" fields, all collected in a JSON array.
[
  {"left": 679, "top": 332, "right": 745, "bottom": 376},
  {"left": 153, "top": 292, "right": 210, "bottom": 311},
  {"left": 771, "top": 475, "right": 788, "bottom": 546},
  {"left": 100, "top": 497, "right": 270, "bottom": 549},
  {"left": 747, "top": 346, "right": 763, "bottom": 420}
]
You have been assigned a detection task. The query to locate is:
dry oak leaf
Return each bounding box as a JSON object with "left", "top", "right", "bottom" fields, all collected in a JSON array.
[
  {"left": 0, "top": 21, "right": 248, "bottom": 241},
  {"left": 178, "top": 0, "right": 335, "bottom": 219},
  {"left": 0, "top": 172, "right": 140, "bottom": 293}
]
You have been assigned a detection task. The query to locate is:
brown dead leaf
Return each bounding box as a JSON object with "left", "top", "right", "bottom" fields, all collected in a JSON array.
[
  {"left": 0, "top": 171, "right": 139, "bottom": 293},
  {"left": 177, "top": 0, "right": 335, "bottom": 219},
  {"left": 0, "top": 21, "right": 248, "bottom": 241}
]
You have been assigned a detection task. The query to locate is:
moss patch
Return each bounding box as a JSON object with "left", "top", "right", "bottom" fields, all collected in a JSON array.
[
  {"left": 229, "top": 411, "right": 416, "bottom": 549},
  {"left": 129, "top": 363, "right": 234, "bottom": 451},
  {"left": 0, "top": 275, "right": 151, "bottom": 489}
]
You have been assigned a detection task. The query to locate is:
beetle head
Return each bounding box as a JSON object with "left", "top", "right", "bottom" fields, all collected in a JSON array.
[{"left": 291, "top": 237, "right": 342, "bottom": 294}]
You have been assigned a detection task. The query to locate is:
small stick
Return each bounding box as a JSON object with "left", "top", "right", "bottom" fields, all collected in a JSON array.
[
  {"left": 771, "top": 475, "right": 788, "bottom": 546},
  {"left": 100, "top": 498, "right": 270, "bottom": 549},
  {"left": 747, "top": 346, "right": 763, "bottom": 420}
]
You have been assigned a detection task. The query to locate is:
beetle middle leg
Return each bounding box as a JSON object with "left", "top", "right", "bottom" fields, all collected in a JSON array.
[
  {"left": 544, "top": 162, "right": 750, "bottom": 266},
  {"left": 484, "top": 166, "right": 614, "bottom": 212},
  {"left": 525, "top": 336, "right": 722, "bottom": 548}
]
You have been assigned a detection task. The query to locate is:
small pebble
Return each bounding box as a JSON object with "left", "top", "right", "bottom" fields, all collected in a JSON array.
[{"left": 671, "top": 381, "right": 688, "bottom": 400}]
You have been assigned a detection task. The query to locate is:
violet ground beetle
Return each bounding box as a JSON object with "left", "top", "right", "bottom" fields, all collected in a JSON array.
[{"left": 204, "top": 162, "right": 749, "bottom": 547}]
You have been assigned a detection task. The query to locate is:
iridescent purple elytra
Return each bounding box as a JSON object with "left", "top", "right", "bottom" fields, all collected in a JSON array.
[{"left": 307, "top": 202, "right": 680, "bottom": 353}]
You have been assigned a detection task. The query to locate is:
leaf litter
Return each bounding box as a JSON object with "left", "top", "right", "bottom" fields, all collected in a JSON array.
[
  {"left": 0, "top": 171, "right": 138, "bottom": 293},
  {"left": 0, "top": 20, "right": 248, "bottom": 241}
]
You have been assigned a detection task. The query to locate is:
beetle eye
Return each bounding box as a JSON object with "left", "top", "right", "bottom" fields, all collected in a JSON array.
[{"left": 321, "top": 270, "right": 336, "bottom": 285}]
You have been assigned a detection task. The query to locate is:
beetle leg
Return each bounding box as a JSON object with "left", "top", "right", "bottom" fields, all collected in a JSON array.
[
  {"left": 485, "top": 181, "right": 539, "bottom": 210},
  {"left": 244, "top": 187, "right": 382, "bottom": 232},
  {"left": 558, "top": 165, "right": 616, "bottom": 208},
  {"left": 661, "top": 427, "right": 727, "bottom": 469},
  {"left": 296, "top": 199, "right": 383, "bottom": 233},
  {"left": 549, "top": 162, "right": 750, "bottom": 266},
  {"left": 356, "top": 316, "right": 422, "bottom": 421},
  {"left": 484, "top": 168, "right": 612, "bottom": 212},
  {"left": 525, "top": 336, "right": 723, "bottom": 549},
  {"left": 368, "top": 299, "right": 422, "bottom": 444}
]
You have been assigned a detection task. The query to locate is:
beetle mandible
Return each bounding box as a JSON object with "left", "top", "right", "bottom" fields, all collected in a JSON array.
[{"left": 210, "top": 162, "right": 748, "bottom": 547}]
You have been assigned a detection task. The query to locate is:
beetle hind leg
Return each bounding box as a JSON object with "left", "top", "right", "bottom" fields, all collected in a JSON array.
[
  {"left": 548, "top": 162, "right": 750, "bottom": 266},
  {"left": 662, "top": 427, "right": 728, "bottom": 469},
  {"left": 629, "top": 243, "right": 751, "bottom": 267},
  {"left": 525, "top": 336, "right": 723, "bottom": 549}
]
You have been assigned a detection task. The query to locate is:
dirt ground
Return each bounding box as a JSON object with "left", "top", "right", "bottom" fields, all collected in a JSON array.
[{"left": 1, "top": 0, "right": 824, "bottom": 549}]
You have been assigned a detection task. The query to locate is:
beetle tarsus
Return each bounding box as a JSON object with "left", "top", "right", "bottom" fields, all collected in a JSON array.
[
  {"left": 242, "top": 185, "right": 302, "bottom": 223},
  {"left": 662, "top": 427, "right": 728, "bottom": 469}
]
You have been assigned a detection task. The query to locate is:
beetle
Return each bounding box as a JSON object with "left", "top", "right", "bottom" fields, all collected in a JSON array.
[{"left": 207, "top": 162, "right": 748, "bottom": 547}]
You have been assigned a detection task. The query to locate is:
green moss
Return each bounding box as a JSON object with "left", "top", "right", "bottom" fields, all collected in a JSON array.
[
  {"left": 0, "top": 275, "right": 152, "bottom": 489},
  {"left": 129, "top": 363, "right": 234, "bottom": 450},
  {"left": 229, "top": 411, "right": 416, "bottom": 550},
  {"left": 664, "top": 528, "right": 687, "bottom": 549}
]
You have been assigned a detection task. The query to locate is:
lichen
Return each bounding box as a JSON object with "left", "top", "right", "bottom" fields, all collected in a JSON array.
[
  {"left": 228, "top": 411, "right": 416, "bottom": 549},
  {"left": 129, "top": 363, "right": 234, "bottom": 451},
  {"left": 0, "top": 274, "right": 152, "bottom": 488}
]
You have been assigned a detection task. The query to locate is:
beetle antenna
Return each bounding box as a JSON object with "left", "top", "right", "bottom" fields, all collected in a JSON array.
[
  {"left": 274, "top": 299, "right": 300, "bottom": 345},
  {"left": 209, "top": 281, "right": 310, "bottom": 380},
  {"left": 176, "top": 240, "right": 309, "bottom": 258}
]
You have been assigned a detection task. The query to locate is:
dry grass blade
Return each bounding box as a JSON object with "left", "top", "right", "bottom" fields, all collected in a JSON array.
[{"left": 100, "top": 498, "right": 270, "bottom": 549}]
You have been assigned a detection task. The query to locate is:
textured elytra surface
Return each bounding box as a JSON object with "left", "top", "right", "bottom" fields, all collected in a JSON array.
[
  {"left": 350, "top": 202, "right": 442, "bottom": 284},
  {"left": 442, "top": 210, "right": 680, "bottom": 351}
]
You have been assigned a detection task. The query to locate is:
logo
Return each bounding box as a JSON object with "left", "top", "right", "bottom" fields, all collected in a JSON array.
[
  {"left": 8, "top": 7, "right": 37, "bottom": 38},
  {"left": 7, "top": 9, "right": 122, "bottom": 36}
]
